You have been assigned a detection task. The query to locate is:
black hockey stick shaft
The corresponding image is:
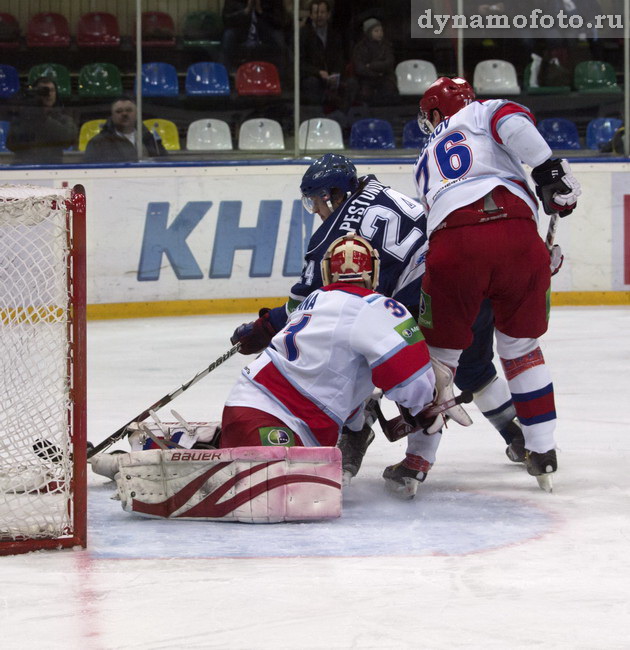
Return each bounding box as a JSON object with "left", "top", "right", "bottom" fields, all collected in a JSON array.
[
  {"left": 371, "top": 399, "right": 392, "bottom": 434},
  {"left": 86, "top": 344, "right": 240, "bottom": 459}
]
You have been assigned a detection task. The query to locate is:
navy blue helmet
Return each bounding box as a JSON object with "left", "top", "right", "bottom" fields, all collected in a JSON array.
[{"left": 300, "top": 153, "right": 359, "bottom": 212}]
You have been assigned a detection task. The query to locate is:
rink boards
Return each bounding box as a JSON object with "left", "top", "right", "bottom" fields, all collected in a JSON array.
[{"left": 1, "top": 160, "right": 629, "bottom": 317}]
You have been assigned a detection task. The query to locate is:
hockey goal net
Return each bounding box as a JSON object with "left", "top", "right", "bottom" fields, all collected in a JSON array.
[{"left": 0, "top": 184, "right": 86, "bottom": 555}]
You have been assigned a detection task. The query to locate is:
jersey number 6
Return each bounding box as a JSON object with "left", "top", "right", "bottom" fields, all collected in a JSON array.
[{"left": 416, "top": 131, "right": 473, "bottom": 196}]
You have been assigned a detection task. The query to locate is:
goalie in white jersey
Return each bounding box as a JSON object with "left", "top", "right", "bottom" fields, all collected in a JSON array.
[
  {"left": 221, "top": 234, "right": 439, "bottom": 451},
  {"left": 413, "top": 76, "right": 582, "bottom": 491}
]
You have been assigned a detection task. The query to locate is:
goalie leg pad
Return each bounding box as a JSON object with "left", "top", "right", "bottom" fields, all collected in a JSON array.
[{"left": 115, "top": 447, "right": 342, "bottom": 523}]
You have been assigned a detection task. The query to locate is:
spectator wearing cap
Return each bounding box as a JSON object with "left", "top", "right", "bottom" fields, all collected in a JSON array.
[{"left": 351, "top": 18, "right": 398, "bottom": 105}]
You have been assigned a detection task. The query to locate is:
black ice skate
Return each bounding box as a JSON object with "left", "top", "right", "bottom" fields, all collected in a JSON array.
[
  {"left": 526, "top": 448, "right": 557, "bottom": 493},
  {"left": 505, "top": 420, "right": 526, "bottom": 463},
  {"left": 382, "top": 455, "right": 431, "bottom": 500},
  {"left": 337, "top": 423, "right": 375, "bottom": 486}
]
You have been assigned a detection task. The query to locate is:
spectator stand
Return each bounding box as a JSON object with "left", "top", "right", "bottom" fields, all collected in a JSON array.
[{"left": 0, "top": 4, "right": 626, "bottom": 163}]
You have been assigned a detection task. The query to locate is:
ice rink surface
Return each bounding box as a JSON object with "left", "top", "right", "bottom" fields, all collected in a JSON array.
[{"left": 3, "top": 306, "right": 630, "bottom": 649}]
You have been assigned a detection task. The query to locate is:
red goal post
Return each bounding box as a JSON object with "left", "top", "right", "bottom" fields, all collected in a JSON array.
[{"left": 0, "top": 184, "right": 87, "bottom": 555}]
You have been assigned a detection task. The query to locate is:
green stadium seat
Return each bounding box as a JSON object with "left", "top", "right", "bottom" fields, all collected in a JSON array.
[
  {"left": 574, "top": 60, "right": 621, "bottom": 93},
  {"left": 78, "top": 62, "right": 123, "bottom": 98},
  {"left": 28, "top": 63, "right": 72, "bottom": 99},
  {"left": 182, "top": 11, "right": 222, "bottom": 49}
]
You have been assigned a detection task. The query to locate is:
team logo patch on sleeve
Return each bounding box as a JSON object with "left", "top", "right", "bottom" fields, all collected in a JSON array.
[
  {"left": 418, "top": 290, "right": 433, "bottom": 329},
  {"left": 258, "top": 426, "right": 296, "bottom": 446},
  {"left": 395, "top": 318, "right": 424, "bottom": 345}
]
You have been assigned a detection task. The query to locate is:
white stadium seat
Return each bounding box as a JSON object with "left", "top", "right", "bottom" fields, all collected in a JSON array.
[
  {"left": 186, "top": 119, "right": 233, "bottom": 151},
  {"left": 395, "top": 59, "right": 438, "bottom": 96},
  {"left": 473, "top": 59, "right": 521, "bottom": 95},
  {"left": 238, "top": 118, "right": 285, "bottom": 150},
  {"left": 298, "top": 118, "right": 344, "bottom": 150}
]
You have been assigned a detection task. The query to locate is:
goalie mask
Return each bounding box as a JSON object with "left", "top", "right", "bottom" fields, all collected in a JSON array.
[
  {"left": 418, "top": 76, "right": 475, "bottom": 134},
  {"left": 321, "top": 233, "right": 380, "bottom": 290}
]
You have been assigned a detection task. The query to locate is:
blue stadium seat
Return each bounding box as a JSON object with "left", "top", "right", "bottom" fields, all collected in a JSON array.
[
  {"left": 402, "top": 119, "right": 429, "bottom": 149},
  {"left": 0, "top": 120, "right": 10, "bottom": 152},
  {"left": 185, "top": 62, "right": 230, "bottom": 96},
  {"left": 0, "top": 64, "right": 19, "bottom": 98},
  {"left": 586, "top": 117, "right": 623, "bottom": 149},
  {"left": 537, "top": 118, "right": 581, "bottom": 150},
  {"left": 350, "top": 119, "right": 395, "bottom": 149},
  {"left": 140, "top": 62, "right": 179, "bottom": 97}
]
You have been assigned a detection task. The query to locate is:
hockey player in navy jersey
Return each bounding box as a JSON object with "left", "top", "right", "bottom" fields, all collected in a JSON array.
[
  {"left": 413, "top": 76, "right": 582, "bottom": 491},
  {"left": 231, "top": 153, "right": 531, "bottom": 497}
]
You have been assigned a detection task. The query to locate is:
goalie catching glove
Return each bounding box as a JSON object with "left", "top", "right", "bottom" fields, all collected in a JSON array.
[
  {"left": 230, "top": 308, "right": 277, "bottom": 355},
  {"left": 531, "top": 158, "right": 581, "bottom": 217}
]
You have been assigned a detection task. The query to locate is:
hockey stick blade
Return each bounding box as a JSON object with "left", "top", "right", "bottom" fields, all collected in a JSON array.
[
  {"left": 377, "top": 391, "right": 474, "bottom": 443},
  {"left": 87, "top": 344, "right": 240, "bottom": 459},
  {"left": 32, "top": 439, "right": 65, "bottom": 464}
]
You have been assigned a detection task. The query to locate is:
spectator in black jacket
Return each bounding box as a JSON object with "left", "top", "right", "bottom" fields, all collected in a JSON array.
[
  {"left": 300, "top": 0, "right": 346, "bottom": 107},
  {"left": 221, "top": 0, "right": 288, "bottom": 74},
  {"left": 6, "top": 77, "right": 77, "bottom": 165},
  {"left": 352, "top": 18, "right": 399, "bottom": 105},
  {"left": 83, "top": 98, "right": 167, "bottom": 163}
]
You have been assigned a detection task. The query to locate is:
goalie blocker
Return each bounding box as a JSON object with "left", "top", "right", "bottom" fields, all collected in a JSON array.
[{"left": 114, "top": 446, "right": 342, "bottom": 523}]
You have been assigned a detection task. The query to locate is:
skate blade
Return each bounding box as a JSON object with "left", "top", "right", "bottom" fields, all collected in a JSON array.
[
  {"left": 535, "top": 473, "right": 554, "bottom": 493},
  {"left": 384, "top": 477, "right": 419, "bottom": 500},
  {"left": 506, "top": 447, "right": 526, "bottom": 463}
]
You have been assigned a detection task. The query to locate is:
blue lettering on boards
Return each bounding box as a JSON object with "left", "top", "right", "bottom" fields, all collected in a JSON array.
[
  {"left": 209, "top": 200, "right": 281, "bottom": 278},
  {"left": 283, "top": 200, "right": 315, "bottom": 277},
  {"left": 137, "top": 201, "right": 211, "bottom": 281}
]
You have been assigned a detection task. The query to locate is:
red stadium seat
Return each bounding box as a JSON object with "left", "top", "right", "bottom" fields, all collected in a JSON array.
[
  {"left": 137, "top": 11, "right": 176, "bottom": 48},
  {"left": 77, "top": 12, "right": 121, "bottom": 48},
  {"left": 27, "top": 12, "right": 70, "bottom": 48},
  {"left": 235, "top": 61, "right": 281, "bottom": 96},
  {"left": 0, "top": 13, "right": 20, "bottom": 49}
]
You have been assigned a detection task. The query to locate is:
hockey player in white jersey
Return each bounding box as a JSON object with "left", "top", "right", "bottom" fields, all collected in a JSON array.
[
  {"left": 413, "top": 76, "right": 582, "bottom": 491},
  {"left": 231, "top": 153, "right": 529, "bottom": 497},
  {"left": 221, "top": 234, "right": 440, "bottom": 450}
]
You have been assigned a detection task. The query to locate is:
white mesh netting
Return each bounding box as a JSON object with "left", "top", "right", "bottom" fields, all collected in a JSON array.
[{"left": 0, "top": 185, "right": 74, "bottom": 541}]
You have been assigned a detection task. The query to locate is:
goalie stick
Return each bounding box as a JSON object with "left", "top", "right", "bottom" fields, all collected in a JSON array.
[
  {"left": 373, "top": 391, "right": 473, "bottom": 442},
  {"left": 34, "top": 344, "right": 241, "bottom": 462},
  {"left": 86, "top": 343, "right": 241, "bottom": 459}
]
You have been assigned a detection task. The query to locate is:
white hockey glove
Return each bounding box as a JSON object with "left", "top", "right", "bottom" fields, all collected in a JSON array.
[
  {"left": 550, "top": 244, "right": 564, "bottom": 276},
  {"left": 426, "top": 358, "right": 473, "bottom": 430},
  {"left": 531, "top": 158, "right": 581, "bottom": 217}
]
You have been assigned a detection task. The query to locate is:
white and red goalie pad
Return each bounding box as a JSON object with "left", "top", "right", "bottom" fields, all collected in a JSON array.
[{"left": 115, "top": 446, "right": 342, "bottom": 523}]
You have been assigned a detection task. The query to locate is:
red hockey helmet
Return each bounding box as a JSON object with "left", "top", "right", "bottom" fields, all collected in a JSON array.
[
  {"left": 321, "top": 233, "right": 380, "bottom": 290},
  {"left": 418, "top": 77, "right": 476, "bottom": 134}
]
